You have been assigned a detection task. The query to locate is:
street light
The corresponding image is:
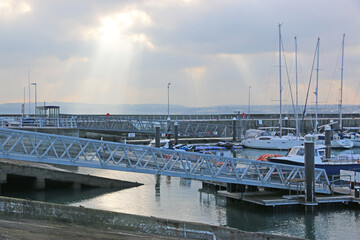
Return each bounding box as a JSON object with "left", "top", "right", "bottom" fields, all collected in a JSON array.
[
  {"left": 167, "top": 82, "right": 171, "bottom": 120},
  {"left": 28, "top": 70, "right": 31, "bottom": 116},
  {"left": 248, "top": 86, "right": 251, "bottom": 115},
  {"left": 31, "top": 83, "right": 37, "bottom": 116}
]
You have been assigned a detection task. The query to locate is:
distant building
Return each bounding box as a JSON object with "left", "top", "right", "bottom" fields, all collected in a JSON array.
[{"left": 36, "top": 106, "right": 60, "bottom": 118}]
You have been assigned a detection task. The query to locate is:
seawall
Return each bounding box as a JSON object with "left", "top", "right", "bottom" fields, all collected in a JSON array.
[{"left": 0, "top": 196, "right": 302, "bottom": 240}]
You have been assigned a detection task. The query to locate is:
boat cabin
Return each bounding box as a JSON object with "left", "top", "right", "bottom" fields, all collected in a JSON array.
[
  {"left": 244, "top": 129, "right": 272, "bottom": 139},
  {"left": 149, "top": 139, "right": 170, "bottom": 148},
  {"left": 287, "top": 145, "right": 326, "bottom": 158}
]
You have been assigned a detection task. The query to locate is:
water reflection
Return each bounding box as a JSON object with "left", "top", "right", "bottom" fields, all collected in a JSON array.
[
  {"left": 0, "top": 187, "right": 117, "bottom": 204},
  {"left": 180, "top": 178, "right": 192, "bottom": 187},
  {"left": 4, "top": 147, "right": 360, "bottom": 240},
  {"left": 155, "top": 174, "right": 161, "bottom": 199},
  {"left": 166, "top": 176, "right": 171, "bottom": 185},
  {"left": 304, "top": 208, "right": 316, "bottom": 240}
]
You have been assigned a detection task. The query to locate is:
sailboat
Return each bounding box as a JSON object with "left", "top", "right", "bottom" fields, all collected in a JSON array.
[
  {"left": 242, "top": 25, "right": 303, "bottom": 150},
  {"left": 338, "top": 34, "right": 360, "bottom": 147},
  {"left": 315, "top": 134, "right": 353, "bottom": 149},
  {"left": 314, "top": 34, "right": 353, "bottom": 149}
]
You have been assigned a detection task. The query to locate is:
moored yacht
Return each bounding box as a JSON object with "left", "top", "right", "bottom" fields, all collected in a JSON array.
[
  {"left": 241, "top": 129, "right": 304, "bottom": 150},
  {"left": 242, "top": 25, "right": 303, "bottom": 150},
  {"left": 314, "top": 133, "right": 353, "bottom": 149},
  {"left": 268, "top": 145, "right": 360, "bottom": 175}
]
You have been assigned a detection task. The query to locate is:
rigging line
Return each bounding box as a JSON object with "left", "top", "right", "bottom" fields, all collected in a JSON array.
[
  {"left": 355, "top": 79, "right": 360, "bottom": 104},
  {"left": 297, "top": 45, "right": 305, "bottom": 110},
  {"left": 301, "top": 39, "right": 319, "bottom": 129},
  {"left": 324, "top": 42, "right": 342, "bottom": 110},
  {"left": 281, "top": 38, "right": 296, "bottom": 117},
  {"left": 266, "top": 31, "right": 280, "bottom": 90}
]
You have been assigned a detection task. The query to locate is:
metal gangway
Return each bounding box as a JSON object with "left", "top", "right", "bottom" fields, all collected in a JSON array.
[
  {"left": 68, "top": 115, "right": 164, "bottom": 133},
  {"left": 0, "top": 128, "right": 331, "bottom": 194},
  {"left": 1, "top": 115, "right": 240, "bottom": 138},
  {"left": 62, "top": 115, "right": 240, "bottom": 138},
  {"left": 0, "top": 117, "right": 77, "bottom": 129}
]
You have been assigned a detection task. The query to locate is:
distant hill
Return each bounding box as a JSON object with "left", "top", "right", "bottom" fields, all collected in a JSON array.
[{"left": 0, "top": 102, "right": 359, "bottom": 115}]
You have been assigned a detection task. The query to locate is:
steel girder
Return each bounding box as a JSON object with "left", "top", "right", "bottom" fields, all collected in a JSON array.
[{"left": 0, "top": 128, "right": 331, "bottom": 194}]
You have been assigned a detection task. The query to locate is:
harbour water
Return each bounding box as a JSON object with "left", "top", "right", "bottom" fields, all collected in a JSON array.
[{"left": 2, "top": 148, "right": 360, "bottom": 240}]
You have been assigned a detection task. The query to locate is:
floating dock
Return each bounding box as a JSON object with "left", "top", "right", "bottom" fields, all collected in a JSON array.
[{"left": 218, "top": 188, "right": 360, "bottom": 207}]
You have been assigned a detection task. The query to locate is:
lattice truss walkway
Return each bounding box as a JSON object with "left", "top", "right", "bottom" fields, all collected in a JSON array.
[
  {"left": 0, "top": 129, "right": 331, "bottom": 194},
  {"left": 71, "top": 116, "right": 239, "bottom": 137}
]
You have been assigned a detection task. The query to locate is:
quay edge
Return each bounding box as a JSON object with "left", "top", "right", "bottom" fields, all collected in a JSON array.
[{"left": 0, "top": 196, "right": 303, "bottom": 240}]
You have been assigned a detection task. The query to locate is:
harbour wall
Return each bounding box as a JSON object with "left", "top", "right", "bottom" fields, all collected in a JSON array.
[{"left": 0, "top": 196, "right": 302, "bottom": 240}]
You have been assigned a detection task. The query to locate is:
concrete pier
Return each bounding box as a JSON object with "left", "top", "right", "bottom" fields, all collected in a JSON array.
[
  {"left": 0, "top": 159, "right": 142, "bottom": 191},
  {"left": 155, "top": 123, "right": 161, "bottom": 148},
  {"left": 304, "top": 135, "right": 315, "bottom": 203},
  {"left": 174, "top": 121, "right": 179, "bottom": 145},
  {"left": 325, "top": 125, "right": 331, "bottom": 159}
]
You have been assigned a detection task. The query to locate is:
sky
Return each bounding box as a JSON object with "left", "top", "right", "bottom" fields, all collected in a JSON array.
[{"left": 0, "top": 0, "right": 360, "bottom": 110}]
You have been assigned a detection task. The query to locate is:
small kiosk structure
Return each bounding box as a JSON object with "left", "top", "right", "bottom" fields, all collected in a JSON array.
[{"left": 36, "top": 106, "right": 60, "bottom": 119}]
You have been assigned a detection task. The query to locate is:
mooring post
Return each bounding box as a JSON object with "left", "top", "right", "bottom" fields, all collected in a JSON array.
[
  {"left": 304, "top": 134, "right": 315, "bottom": 203},
  {"left": 174, "top": 122, "right": 179, "bottom": 145},
  {"left": 325, "top": 125, "right": 331, "bottom": 159},
  {"left": 232, "top": 117, "right": 237, "bottom": 142},
  {"left": 155, "top": 123, "right": 160, "bottom": 148}
]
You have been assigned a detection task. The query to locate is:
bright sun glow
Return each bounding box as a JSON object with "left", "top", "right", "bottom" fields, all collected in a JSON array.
[
  {"left": 0, "top": 0, "right": 31, "bottom": 19},
  {"left": 99, "top": 17, "right": 121, "bottom": 42},
  {"left": 98, "top": 9, "right": 151, "bottom": 43},
  {"left": 75, "top": 8, "right": 154, "bottom": 105}
]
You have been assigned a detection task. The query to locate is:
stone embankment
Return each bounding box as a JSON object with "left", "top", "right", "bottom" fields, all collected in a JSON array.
[{"left": 0, "top": 196, "right": 303, "bottom": 240}]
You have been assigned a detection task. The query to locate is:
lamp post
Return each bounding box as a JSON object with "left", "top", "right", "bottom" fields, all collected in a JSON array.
[
  {"left": 28, "top": 70, "right": 31, "bottom": 116},
  {"left": 248, "top": 86, "right": 251, "bottom": 116},
  {"left": 167, "top": 82, "right": 171, "bottom": 120},
  {"left": 31, "top": 83, "right": 37, "bottom": 116}
]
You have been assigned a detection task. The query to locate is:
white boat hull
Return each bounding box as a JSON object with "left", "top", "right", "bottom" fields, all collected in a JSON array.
[
  {"left": 315, "top": 139, "right": 353, "bottom": 149},
  {"left": 350, "top": 139, "right": 360, "bottom": 147},
  {"left": 242, "top": 138, "right": 303, "bottom": 150}
]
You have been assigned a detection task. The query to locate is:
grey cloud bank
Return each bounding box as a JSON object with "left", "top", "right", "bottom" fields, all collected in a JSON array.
[{"left": 0, "top": 0, "right": 359, "bottom": 111}]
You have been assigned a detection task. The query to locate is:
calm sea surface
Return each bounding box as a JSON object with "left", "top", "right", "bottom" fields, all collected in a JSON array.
[{"left": 2, "top": 148, "right": 360, "bottom": 240}]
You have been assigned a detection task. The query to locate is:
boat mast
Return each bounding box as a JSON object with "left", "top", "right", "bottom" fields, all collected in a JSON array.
[
  {"left": 295, "top": 36, "right": 299, "bottom": 137},
  {"left": 28, "top": 70, "right": 31, "bottom": 116},
  {"left": 315, "top": 38, "right": 320, "bottom": 134},
  {"left": 340, "top": 33, "right": 345, "bottom": 130},
  {"left": 279, "top": 24, "right": 283, "bottom": 137}
]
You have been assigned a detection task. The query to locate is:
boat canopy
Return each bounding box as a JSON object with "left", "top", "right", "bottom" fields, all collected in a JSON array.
[{"left": 244, "top": 129, "right": 272, "bottom": 139}]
